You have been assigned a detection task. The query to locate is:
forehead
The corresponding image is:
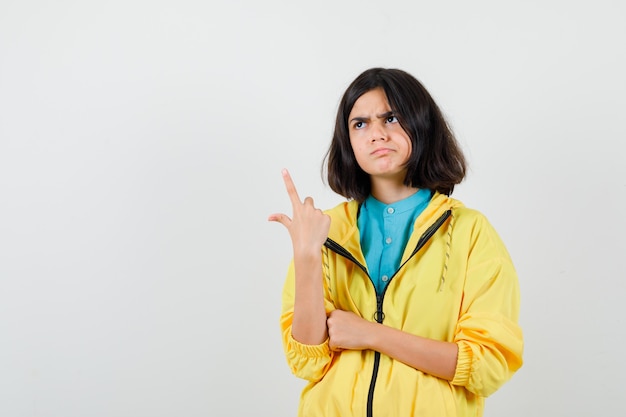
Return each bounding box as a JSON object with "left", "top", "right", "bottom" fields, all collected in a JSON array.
[{"left": 349, "top": 88, "right": 391, "bottom": 117}]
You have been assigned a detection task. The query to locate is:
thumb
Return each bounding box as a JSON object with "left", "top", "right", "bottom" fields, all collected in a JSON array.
[{"left": 267, "top": 213, "right": 292, "bottom": 228}]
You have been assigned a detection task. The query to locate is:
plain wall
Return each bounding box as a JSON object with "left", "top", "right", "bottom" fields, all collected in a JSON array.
[{"left": 1, "top": 1, "right": 625, "bottom": 416}]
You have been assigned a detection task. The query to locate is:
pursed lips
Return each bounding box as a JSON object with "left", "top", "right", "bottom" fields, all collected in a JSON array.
[{"left": 371, "top": 147, "right": 393, "bottom": 156}]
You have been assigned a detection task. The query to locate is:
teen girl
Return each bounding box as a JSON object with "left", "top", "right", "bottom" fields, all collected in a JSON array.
[{"left": 268, "top": 67, "right": 523, "bottom": 417}]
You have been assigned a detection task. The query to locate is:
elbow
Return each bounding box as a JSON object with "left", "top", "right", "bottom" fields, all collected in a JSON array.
[
  {"left": 451, "top": 340, "right": 524, "bottom": 397},
  {"left": 283, "top": 331, "right": 334, "bottom": 382}
]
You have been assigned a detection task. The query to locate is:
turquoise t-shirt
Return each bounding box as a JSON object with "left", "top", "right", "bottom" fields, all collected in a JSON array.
[{"left": 357, "top": 189, "right": 432, "bottom": 295}]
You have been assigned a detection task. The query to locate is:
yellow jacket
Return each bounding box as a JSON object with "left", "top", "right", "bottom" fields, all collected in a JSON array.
[{"left": 280, "top": 193, "right": 523, "bottom": 417}]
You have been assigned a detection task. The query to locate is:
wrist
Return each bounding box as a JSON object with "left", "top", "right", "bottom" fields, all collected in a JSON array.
[
  {"left": 293, "top": 247, "right": 322, "bottom": 264},
  {"left": 364, "top": 320, "right": 383, "bottom": 350}
]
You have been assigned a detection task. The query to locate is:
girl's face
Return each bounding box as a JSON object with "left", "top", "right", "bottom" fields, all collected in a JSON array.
[{"left": 348, "top": 88, "right": 412, "bottom": 182}]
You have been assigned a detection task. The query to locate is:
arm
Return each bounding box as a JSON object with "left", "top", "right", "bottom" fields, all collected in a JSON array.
[
  {"left": 269, "top": 169, "right": 329, "bottom": 344},
  {"left": 450, "top": 257, "right": 523, "bottom": 396},
  {"left": 449, "top": 213, "right": 523, "bottom": 396},
  {"left": 291, "top": 246, "right": 327, "bottom": 344},
  {"left": 279, "top": 257, "right": 335, "bottom": 381},
  {"left": 325, "top": 256, "right": 521, "bottom": 387},
  {"left": 327, "top": 309, "right": 458, "bottom": 380}
]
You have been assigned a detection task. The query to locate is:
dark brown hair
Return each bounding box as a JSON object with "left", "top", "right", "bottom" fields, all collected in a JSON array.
[{"left": 324, "top": 68, "right": 466, "bottom": 201}]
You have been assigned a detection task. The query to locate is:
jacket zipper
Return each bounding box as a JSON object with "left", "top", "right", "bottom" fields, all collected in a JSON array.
[{"left": 324, "top": 209, "right": 451, "bottom": 417}]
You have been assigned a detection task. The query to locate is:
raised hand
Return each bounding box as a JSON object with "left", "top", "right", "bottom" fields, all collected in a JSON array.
[
  {"left": 269, "top": 169, "right": 331, "bottom": 345},
  {"left": 268, "top": 169, "right": 331, "bottom": 255}
]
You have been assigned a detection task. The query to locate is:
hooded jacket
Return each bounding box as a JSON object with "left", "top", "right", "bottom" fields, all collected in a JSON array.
[{"left": 280, "top": 192, "right": 524, "bottom": 417}]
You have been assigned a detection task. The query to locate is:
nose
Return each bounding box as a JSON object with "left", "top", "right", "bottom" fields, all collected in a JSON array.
[{"left": 370, "top": 122, "right": 387, "bottom": 142}]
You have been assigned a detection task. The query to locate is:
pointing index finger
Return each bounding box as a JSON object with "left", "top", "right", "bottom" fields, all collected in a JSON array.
[{"left": 281, "top": 168, "right": 302, "bottom": 206}]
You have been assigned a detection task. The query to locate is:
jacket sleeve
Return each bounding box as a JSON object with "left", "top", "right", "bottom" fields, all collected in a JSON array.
[
  {"left": 450, "top": 212, "right": 524, "bottom": 397},
  {"left": 279, "top": 258, "right": 336, "bottom": 382}
]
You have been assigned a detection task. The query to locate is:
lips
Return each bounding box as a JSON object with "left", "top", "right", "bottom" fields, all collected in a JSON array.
[{"left": 371, "top": 147, "right": 393, "bottom": 156}]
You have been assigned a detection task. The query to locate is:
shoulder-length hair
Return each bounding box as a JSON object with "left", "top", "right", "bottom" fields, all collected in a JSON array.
[{"left": 324, "top": 67, "right": 467, "bottom": 202}]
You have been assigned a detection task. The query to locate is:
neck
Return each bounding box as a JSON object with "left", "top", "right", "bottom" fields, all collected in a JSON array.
[{"left": 370, "top": 177, "right": 419, "bottom": 204}]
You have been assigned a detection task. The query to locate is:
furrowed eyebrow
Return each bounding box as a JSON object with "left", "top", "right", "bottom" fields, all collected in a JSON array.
[
  {"left": 349, "top": 112, "right": 395, "bottom": 124},
  {"left": 377, "top": 111, "right": 395, "bottom": 119},
  {"left": 349, "top": 116, "right": 368, "bottom": 124}
]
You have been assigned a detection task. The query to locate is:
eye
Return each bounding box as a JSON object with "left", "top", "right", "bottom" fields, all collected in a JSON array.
[
  {"left": 386, "top": 115, "right": 398, "bottom": 123},
  {"left": 353, "top": 121, "right": 365, "bottom": 129}
]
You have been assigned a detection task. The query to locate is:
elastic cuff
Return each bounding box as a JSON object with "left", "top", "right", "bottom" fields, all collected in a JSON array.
[
  {"left": 451, "top": 342, "right": 472, "bottom": 386},
  {"left": 288, "top": 333, "right": 331, "bottom": 358}
]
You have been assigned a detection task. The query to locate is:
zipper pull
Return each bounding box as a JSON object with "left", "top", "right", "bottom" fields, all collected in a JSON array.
[{"left": 374, "top": 295, "right": 385, "bottom": 323}]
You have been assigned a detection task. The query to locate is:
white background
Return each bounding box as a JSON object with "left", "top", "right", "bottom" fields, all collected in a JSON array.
[{"left": 1, "top": 1, "right": 625, "bottom": 416}]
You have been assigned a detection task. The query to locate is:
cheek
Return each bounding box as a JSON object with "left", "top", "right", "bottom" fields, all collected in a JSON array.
[
  {"left": 349, "top": 141, "right": 368, "bottom": 166},
  {"left": 349, "top": 135, "right": 362, "bottom": 154},
  {"left": 350, "top": 140, "right": 366, "bottom": 157},
  {"left": 397, "top": 139, "right": 412, "bottom": 164},
  {"left": 402, "top": 135, "right": 413, "bottom": 155}
]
